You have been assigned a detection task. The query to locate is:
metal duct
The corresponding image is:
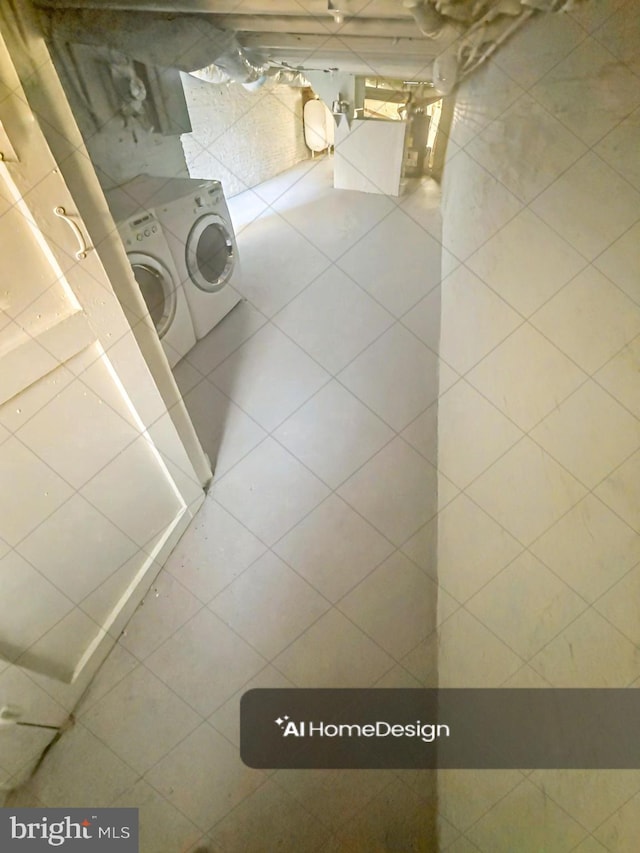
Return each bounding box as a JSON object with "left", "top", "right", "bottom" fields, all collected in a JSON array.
[
  {"left": 189, "top": 65, "right": 233, "bottom": 85},
  {"left": 266, "top": 69, "right": 310, "bottom": 87},
  {"left": 191, "top": 63, "right": 309, "bottom": 88},
  {"left": 209, "top": 45, "right": 270, "bottom": 85}
]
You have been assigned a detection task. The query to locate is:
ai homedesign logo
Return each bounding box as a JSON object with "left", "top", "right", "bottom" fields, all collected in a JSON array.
[
  {"left": 0, "top": 809, "right": 138, "bottom": 851},
  {"left": 274, "top": 715, "right": 450, "bottom": 743}
]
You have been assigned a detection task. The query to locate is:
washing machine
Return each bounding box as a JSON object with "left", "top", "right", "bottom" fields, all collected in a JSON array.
[
  {"left": 105, "top": 187, "right": 197, "bottom": 368},
  {"left": 105, "top": 176, "right": 241, "bottom": 341}
]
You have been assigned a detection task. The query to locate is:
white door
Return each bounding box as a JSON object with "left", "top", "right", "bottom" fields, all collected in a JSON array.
[{"left": 0, "top": 26, "right": 203, "bottom": 685}]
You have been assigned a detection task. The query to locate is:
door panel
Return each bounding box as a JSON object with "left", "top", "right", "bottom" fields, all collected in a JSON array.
[{"left": 0, "top": 27, "right": 201, "bottom": 685}]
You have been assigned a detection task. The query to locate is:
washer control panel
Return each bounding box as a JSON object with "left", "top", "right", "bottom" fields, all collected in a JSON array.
[{"left": 124, "top": 211, "right": 160, "bottom": 246}]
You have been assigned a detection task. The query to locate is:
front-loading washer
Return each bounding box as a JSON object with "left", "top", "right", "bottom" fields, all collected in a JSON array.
[
  {"left": 105, "top": 198, "right": 197, "bottom": 368},
  {"left": 104, "top": 175, "right": 241, "bottom": 341}
]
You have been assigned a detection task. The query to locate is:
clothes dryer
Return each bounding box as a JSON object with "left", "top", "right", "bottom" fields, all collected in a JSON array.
[{"left": 154, "top": 178, "right": 242, "bottom": 340}]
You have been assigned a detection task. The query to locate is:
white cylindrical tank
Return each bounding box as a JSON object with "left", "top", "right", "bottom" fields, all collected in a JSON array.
[{"left": 303, "top": 98, "right": 333, "bottom": 153}]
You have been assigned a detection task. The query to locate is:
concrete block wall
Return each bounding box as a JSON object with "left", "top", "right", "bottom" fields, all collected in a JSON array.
[{"left": 180, "top": 74, "right": 310, "bottom": 198}]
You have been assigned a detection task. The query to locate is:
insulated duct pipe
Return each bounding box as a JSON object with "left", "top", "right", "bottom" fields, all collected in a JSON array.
[
  {"left": 43, "top": 8, "right": 270, "bottom": 82},
  {"left": 402, "top": 0, "right": 447, "bottom": 38},
  {"left": 191, "top": 64, "right": 309, "bottom": 88},
  {"left": 206, "top": 45, "right": 270, "bottom": 86}
]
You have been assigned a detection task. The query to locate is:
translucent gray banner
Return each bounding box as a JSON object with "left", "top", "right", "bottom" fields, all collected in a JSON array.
[
  {"left": 240, "top": 689, "right": 640, "bottom": 769},
  {"left": 0, "top": 809, "right": 138, "bottom": 851}
]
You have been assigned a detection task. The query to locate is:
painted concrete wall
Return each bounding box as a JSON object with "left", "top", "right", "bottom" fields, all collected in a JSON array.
[
  {"left": 180, "top": 75, "right": 309, "bottom": 197},
  {"left": 436, "top": 2, "right": 640, "bottom": 848}
]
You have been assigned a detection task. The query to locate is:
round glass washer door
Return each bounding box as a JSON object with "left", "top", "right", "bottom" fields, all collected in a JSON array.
[
  {"left": 127, "top": 253, "right": 177, "bottom": 340},
  {"left": 185, "top": 213, "right": 235, "bottom": 293}
]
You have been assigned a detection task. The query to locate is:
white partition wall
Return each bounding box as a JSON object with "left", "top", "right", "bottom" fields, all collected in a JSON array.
[{"left": 334, "top": 118, "right": 408, "bottom": 196}]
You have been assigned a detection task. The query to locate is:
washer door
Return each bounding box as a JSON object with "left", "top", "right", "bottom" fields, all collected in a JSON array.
[
  {"left": 185, "top": 213, "right": 235, "bottom": 293},
  {"left": 127, "top": 252, "right": 177, "bottom": 340}
]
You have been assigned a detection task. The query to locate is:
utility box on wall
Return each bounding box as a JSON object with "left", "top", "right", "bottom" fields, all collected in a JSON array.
[
  {"left": 48, "top": 40, "right": 192, "bottom": 189},
  {"left": 51, "top": 42, "right": 192, "bottom": 138}
]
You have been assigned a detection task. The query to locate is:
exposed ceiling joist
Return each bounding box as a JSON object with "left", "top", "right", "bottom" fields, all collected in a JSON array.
[
  {"left": 242, "top": 33, "right": 443, "bottom": 57},
  {"left": 35, "top": 0, "right": 417, "bottom": 19},
  {"left": 267, "top": 52, "right": 435, "bottom": 78},
  {"left": 214, "top": 15, "right": 422, "bottom": 39},
  {"left": 36, "top": 0, "right": 577, "bottom": 94}
]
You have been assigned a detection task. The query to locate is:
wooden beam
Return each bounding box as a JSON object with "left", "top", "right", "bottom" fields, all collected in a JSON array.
[
  {"left": 215, "top": 15, "right": 423, "bottom": 39},
  {"left": 242, "top": 33, "right": 442, "bottom": 57},
  {"left": 35, "top": 0, "right": 417, "bottom": 19},
  {"left": 364, "top": 86, "right": 408, "bottom": 102},
  {"left": 256, "top": 49, "right": 436, "bottom": 79}
]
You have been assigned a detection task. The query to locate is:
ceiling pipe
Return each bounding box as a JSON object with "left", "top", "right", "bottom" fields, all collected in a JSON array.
[{"left": 328, "top": 1, "right": 345, "bottom": 25}]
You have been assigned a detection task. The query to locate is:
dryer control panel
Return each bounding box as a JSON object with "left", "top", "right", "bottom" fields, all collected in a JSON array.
[{"left": 194, "top": 182, "right": 223, "bottom": 210}]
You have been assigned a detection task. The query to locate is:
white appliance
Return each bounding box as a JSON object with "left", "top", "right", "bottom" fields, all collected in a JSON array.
[
  {"left": 303, "top": 98, "right": 335, "bottom": 154},
  {"left": 155, "top": 178, "right": 242, "bottom": 340},
  {"left": 106, "top": 200, "right": 197, "bottom": 368},
  {"left": 106, "top": 175, "right": 241, "bottom": 341}
]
